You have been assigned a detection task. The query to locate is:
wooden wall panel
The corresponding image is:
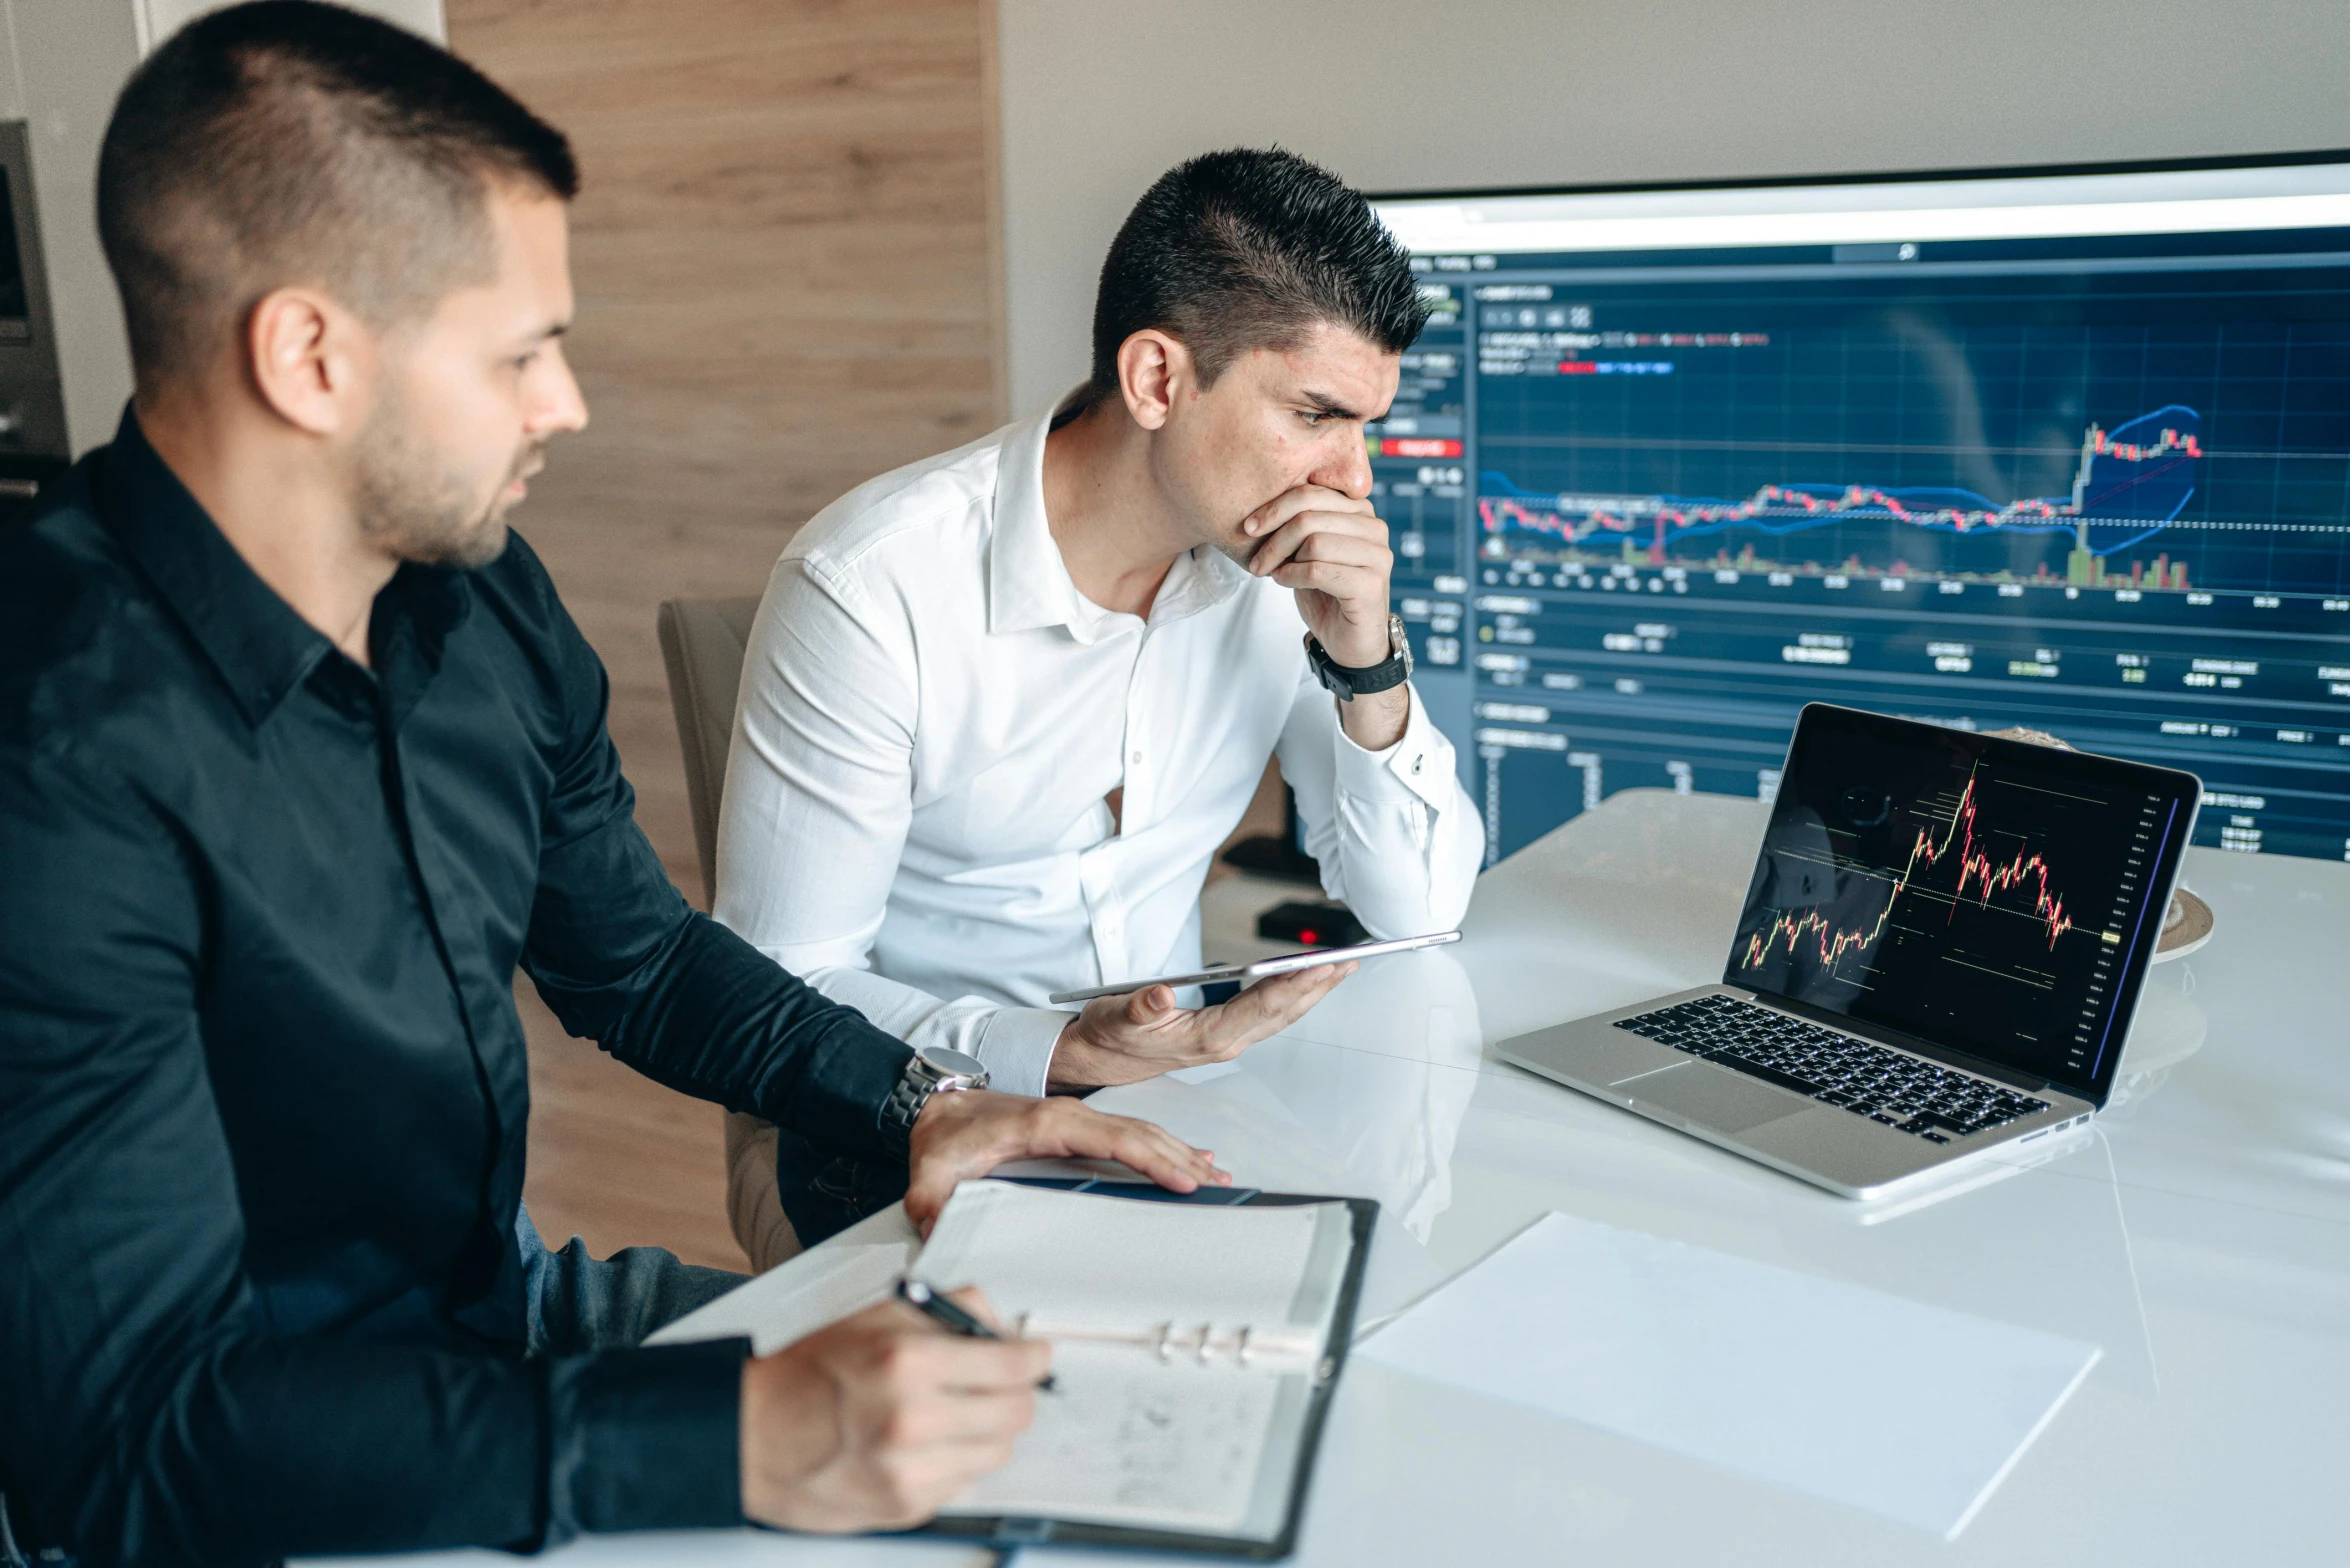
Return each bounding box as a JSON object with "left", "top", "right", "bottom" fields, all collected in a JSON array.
[
  {"left": 444, "top": 0, "right": 1003, "bottom": 1269},
  {"left": 447, "top": 0, "right": 1002, "bottom": 892}
]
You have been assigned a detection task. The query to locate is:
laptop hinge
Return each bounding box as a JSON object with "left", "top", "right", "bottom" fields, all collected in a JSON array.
[{"left": 1752, "top": 993, "right": 2052, "bottom": 1094}]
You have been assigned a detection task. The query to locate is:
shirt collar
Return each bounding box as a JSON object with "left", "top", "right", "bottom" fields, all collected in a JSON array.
[
  {"left": 987, "top": 393, "right": 1088, "bottom": 637},
  {"left": 1155, "top": 539, "right": 1253, "bottom": 624},
  {"left": 371, "top": 559, "right": 473, "bottom": 727},
  {"left": 98, "top": 404, "right": 471, "bottom": 728},
  {"left": 987, "top": 388, "right": 1253, "bottom": 644},
  {"left": 100, "top": 405, "right": 334, "bottom": 728}
]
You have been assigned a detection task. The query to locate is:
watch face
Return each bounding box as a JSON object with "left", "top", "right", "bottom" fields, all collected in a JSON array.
[{"left": 918, "top": 1046, "right": 988, "bottom": 1079}]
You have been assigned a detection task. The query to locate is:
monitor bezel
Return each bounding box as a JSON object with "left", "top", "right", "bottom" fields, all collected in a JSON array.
[
  {"left": 1366, "top": 146, "right": 2350, "bottom": 213},
  {"left": 1727, "top": 704, "right": 2201, "bottom": 1109}
]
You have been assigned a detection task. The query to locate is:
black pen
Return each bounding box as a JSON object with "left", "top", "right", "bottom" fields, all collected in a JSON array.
[{"left": 896, "top": 1277, "right": 1058, "bottom": 1392}]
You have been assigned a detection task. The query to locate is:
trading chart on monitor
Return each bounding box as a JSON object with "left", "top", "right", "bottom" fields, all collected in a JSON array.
[{"left": 1372, "top": 158, "right": 2350, "bottom": 865}]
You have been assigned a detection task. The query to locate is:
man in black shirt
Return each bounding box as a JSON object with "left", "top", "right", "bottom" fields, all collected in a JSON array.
[{"left": 0, "top": 6, "right": 1229, "bottom": 1564}]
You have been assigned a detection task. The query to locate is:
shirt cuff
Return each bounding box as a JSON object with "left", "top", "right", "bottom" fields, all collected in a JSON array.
[
  {"left": 780, "top": 1015, "right": 916, "bottom": 1162},
  {"left": 975, "top": 1006, "right": 1074, "bottom": 1098},
  {"left": 543, "top": 1337, "right": 749, "bottom": 1543},
  {"left": 1330, "top": 683, "right": 1456, "bottom": 812}
]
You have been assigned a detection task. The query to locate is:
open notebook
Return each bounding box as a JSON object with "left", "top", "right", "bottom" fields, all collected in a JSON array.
[{"left": 654, "top": 1178, "right": 1374, "bottom": 1558}]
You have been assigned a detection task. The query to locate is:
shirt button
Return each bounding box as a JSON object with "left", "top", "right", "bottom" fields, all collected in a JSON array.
[
  {"left": 1411, "top": 755, "right": 1424, "bottom": 775},
  {"left": 1130, "top": 750, "right": 1143, "bottom": 764}
]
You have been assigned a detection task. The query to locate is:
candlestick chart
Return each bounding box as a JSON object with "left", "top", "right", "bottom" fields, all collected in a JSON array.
[
  {"left": 1740, "top": 768, "right": 2077, "bottom": 987},
  {"left": 1478, "top": 405, "right": 2263, "bottom": 591},
  {"left": 1725, "top": 710, "right": 2184, "bottom": 1085}
]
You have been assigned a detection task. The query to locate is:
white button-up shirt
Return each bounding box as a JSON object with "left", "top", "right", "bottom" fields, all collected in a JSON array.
[{"left": 712, "top": 402, "right": 1483, "bottom": 1096}]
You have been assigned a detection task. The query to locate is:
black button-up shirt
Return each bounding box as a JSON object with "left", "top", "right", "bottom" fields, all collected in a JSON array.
[{"left": 0, "top": 413, "right": 914, "bottom": 1565}]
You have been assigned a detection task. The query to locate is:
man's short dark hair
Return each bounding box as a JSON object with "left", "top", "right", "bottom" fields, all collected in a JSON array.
[
  {"left": 98, "top": 0, "right": 578, "bottom": 390},
  {"left": 1089, "top": 147, "right": 1427, "bottom": 397}
]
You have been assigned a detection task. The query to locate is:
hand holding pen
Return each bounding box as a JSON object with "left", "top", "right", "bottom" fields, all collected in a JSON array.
[
  {"left": 738, "top": 1282, "right": 1048, "bottom": 1532},
  {"left": 899, "top": 1277, "right": 1058, "bottom": 1392}
]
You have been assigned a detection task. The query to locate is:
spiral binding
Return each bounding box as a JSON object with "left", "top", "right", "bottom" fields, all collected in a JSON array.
[{"left": 1010, "top": 1314, "right": 1318, "bottom": 1368}]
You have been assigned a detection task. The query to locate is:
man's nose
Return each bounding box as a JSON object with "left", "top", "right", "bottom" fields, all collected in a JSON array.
[
  {"left": 1313, "top": 432, "right": 1374, "bottom": 501},
  {"left": 532, "top": 353, "right": 590, "bottom": 436}
]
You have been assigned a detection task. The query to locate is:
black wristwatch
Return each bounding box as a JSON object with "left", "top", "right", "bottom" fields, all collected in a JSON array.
[
  {"left": 879, "top": 1044, "right": 990, "bottom": 1150},
  {"left": 1305, "top": 612, "right": 1413, "bottom": 701}
]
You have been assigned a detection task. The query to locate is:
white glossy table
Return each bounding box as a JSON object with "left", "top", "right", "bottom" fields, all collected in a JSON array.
[{"left": 330, "top": 788, "right": 2350, "bottom": 1567}]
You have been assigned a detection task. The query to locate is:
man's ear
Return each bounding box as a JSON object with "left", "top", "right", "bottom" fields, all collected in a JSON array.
[
  {"left": 1116, "top": 329, "right": 1192, "bottom": 432},
  {"left": 244, "top": 286, "right": 374, "bottom": 437}
]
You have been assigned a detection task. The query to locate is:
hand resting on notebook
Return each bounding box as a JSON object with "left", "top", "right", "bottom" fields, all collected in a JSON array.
[{"left": 903, "top": 1087, "right": 1232, "bottom": 1235}]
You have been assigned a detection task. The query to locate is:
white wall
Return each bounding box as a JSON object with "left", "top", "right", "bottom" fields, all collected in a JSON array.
[
  {"left": 137, "top": 1, "right": 444, "bottom": 53},
  {"left": 998, "top": 0, "right": 2350, "bottom": 416},
  {"left": 0, "top": 0, "right": 445, "bottom": 453}
]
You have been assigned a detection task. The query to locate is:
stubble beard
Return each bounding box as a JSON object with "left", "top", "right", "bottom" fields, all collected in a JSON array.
[
  {"left": 350, "top": 384, "right": 541, "bottom": 570},
  {"left": 1199, "top": 492, "right": 1266, "bottom": 570}
]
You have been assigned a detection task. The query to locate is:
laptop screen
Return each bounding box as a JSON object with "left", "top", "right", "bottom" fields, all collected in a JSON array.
[{"left": 1728, "top": 705, "right": 2200, "bottom": 1102}]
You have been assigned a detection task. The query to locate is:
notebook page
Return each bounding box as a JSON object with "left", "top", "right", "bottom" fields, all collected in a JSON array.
[
  {"left": 945, "top": 1341, "right": 1286, "bottom": 1533},
  {"left": 910, "top": 1181, "right": 1328, "bottom": 1333}
]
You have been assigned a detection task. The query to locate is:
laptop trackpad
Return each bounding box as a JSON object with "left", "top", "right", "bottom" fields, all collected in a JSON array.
[{"left": 1629, "top": 1063, "right": 1812, "bottom": 1134}]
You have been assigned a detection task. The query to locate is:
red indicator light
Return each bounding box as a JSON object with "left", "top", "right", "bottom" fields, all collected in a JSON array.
[
  {"left": 1379, "top": 438, "right": 1463, "bottom": 458},
  {"left": 1298, "top": 929, "right": 1319, "bottom": 945}
]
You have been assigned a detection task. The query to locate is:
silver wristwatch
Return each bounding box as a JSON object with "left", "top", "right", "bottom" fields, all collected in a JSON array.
[{"left": 880, "top": 1044, "right": 990, "bottom": 1148}]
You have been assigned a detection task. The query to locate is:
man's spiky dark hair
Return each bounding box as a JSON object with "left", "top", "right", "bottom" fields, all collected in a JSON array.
[{"left": 1090, "top": 147, "right": 1427, "bottom": 393}]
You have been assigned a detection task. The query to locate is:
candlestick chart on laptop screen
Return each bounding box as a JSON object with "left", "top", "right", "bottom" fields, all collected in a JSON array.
[
  {"left": 1732, "top": 709, "right": 2193, "bottom": 1092},
  {"left": 1371, "top": 158, "right": 2350, "bottom": 866}
]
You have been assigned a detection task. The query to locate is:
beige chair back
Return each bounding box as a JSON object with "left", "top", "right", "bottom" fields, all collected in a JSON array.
[
  {"left": 655, "top": 594, "right": 798, "bottom": 1270},
  {"left": 655, "top": 596, "right": 763, "bottom": 908}
]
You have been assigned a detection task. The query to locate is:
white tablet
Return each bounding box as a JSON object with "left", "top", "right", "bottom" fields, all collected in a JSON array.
[{"left": 1047, "top": 930, "right": 1462, "bottom": 1005}]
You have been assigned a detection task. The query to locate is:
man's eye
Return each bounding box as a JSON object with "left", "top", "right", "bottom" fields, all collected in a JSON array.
[{"left": 1298, "top": 410, "right": 1326, "bottom": 426}]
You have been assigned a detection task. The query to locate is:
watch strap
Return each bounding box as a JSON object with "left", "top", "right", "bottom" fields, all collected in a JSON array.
[
  {"left": 880, "top": 1063, "right": 930, "bottom": 1149},
  {"left": 1306, "top": 613, "right": 1412, "bottom": 701},
  {"left": 878, "top": 1047, "right": 989, "bottom": 1151}
]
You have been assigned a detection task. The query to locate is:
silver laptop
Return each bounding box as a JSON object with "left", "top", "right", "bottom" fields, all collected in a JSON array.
[{"left": 1499, "top": 704, "right": 2201, "bottom": 1200}]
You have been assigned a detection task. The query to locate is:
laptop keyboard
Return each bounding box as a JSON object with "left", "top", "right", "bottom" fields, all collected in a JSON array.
[{"left": 1614, "top": 993, "right": 2051, "bottom": 1143}]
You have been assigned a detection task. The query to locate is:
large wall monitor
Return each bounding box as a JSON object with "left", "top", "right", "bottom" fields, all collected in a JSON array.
[{"left": 1371, "top": 155, "right": 2350, "bottom": 866}]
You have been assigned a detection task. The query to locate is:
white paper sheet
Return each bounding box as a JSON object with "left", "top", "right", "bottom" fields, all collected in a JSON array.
[
  {"left": 909, "top": 1180, "right": 1327, "bottom": 1330},
  {"left": 645, "top": 1241, "right": 909, "bottom": 1356},
  {"left": 1356, "top": 1211, "right": 2099, "bottom": 1537}
]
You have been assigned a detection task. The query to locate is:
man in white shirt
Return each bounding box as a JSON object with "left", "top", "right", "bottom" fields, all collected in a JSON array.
[{"left": 715, "top": 149, "right": 1483, "bottom": 1245}]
